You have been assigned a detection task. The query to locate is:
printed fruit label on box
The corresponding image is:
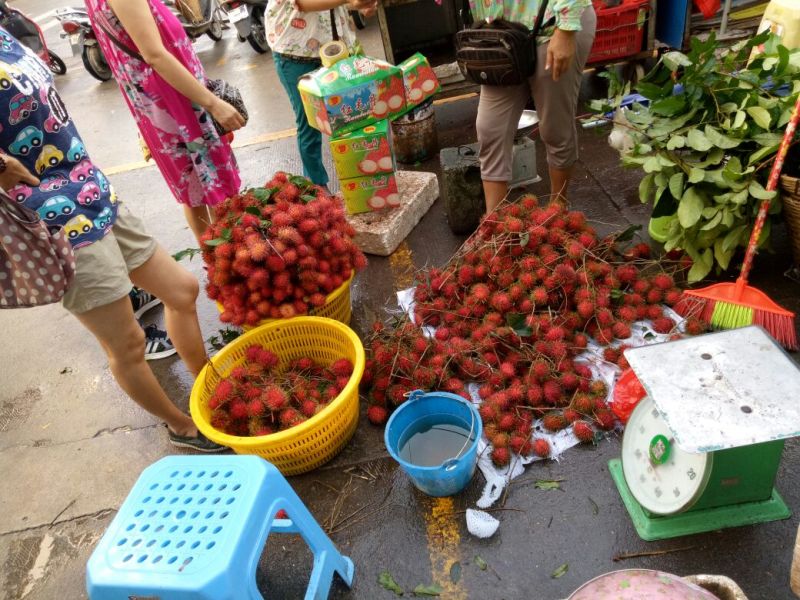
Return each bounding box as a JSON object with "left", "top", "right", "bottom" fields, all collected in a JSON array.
[
  {"left": 330, "top": 120, "right": 395, "bottom": 180},
  {"left": 398, "top": 53, "right": 440, "bottom": 112},
  {"left": 340, "top": 172, "right": 400, "bottom": 214},
  {"left": 298, "top": 56, "right": 405, "bottom": 137}
]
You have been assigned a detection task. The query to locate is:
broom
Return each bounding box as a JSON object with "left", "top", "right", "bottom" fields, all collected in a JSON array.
[{"left": 676, "top": 93, "right": 800, "bottom": 351}]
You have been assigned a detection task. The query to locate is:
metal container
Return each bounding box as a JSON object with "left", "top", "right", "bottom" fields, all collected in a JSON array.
[{"left": 391, "top": 100, "right": 438, "bottom": 164}]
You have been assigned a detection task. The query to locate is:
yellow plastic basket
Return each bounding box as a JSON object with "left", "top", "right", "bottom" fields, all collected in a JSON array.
[
  {"left": 190, "top": 317, "right": 365, "bottom": 475},
  {"left": 216, "top": 272, "right": 353, "bottom": 330}
]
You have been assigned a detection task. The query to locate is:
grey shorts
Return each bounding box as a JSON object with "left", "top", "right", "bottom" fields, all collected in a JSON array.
[{"left": 62, "top": 202, "right": 157, "bottom": 314}]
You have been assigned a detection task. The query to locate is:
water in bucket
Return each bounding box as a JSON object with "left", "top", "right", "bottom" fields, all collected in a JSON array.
[{"left": 398, "top": 417, "right": 476, "bottom": 468}]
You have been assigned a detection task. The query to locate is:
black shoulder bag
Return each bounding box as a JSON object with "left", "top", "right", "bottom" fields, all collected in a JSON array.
[{"left": 455, "top": 0, "right": 549, "bottom": 87}]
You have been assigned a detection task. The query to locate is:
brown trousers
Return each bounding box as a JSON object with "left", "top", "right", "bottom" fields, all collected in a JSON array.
[{"left": 476, "top": 7, "right": 597, "bottom": 181}]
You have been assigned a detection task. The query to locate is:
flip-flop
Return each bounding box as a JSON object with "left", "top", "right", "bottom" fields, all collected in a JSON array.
[{"left": 167, "top": 427, "right": 227, "bottom": 453}]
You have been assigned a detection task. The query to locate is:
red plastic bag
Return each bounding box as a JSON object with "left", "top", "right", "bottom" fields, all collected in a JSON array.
[
  {"left": 612, "top": 369, "right": 647, "bottom": 424},
  {"left": 694, "top": 0, "right": 720, "bottom": 19}
]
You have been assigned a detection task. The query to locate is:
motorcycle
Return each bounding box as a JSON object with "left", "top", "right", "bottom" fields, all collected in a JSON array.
[
  {"left": 0, "top": 0, "right": 67, "bottom": 75},
  {"left": 166, "top": 0, "right": 227, "bottom": 42},
  {"left": 220, "top": 0, "right": 269, "bottom": 54},
  {"left": 54, "top": 7, "right": 113, "bottom": 82}
]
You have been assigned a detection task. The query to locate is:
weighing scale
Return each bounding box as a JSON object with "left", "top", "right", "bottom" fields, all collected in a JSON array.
[{"left": 609, "top": 326, "right": 800, "bottom": 541}]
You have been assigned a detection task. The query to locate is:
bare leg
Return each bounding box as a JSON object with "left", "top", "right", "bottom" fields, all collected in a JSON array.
[
  {"left": 130, "top": 246, "right": 207, "bottom": 377},
  {"left": 483, "top": 180, "right": 510, "bottom": 215},
  {"left": 549, "top": 165, "right": 573, "bottom": 203},
  {"left": 75, "top": 296, "right": 197, "bottom": 437},
  {"left": 183, "top": 204, "right": 213, "bottom": 244}
]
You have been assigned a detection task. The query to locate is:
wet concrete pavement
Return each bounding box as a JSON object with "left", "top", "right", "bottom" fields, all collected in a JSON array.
[{"left": 3, "top": 4, "right": 800, "bottom": 599}]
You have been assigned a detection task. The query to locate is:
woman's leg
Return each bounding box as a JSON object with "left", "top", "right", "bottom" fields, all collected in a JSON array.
[
  {"left": 530, "top": 8, "right": 597, "bottom": 202},
  {"left": 183, "top": 204, "right": 213, "bottom": 244},
  {"left": 75, "top": 296, "right": 197, "bottom": 437},
  {"left": 274, "top": 54, "right": 329, "bottom": 186},
  {"left": 476, "top": 84, "right": 529, "bottom": 214},
  {"left": 129, "top": 246, "right": 207, "bottom": 377}
]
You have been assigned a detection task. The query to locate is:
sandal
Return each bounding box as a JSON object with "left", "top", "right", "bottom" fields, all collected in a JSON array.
[{"left": 167, "top": 426, "right": 227, "bottom": 453}]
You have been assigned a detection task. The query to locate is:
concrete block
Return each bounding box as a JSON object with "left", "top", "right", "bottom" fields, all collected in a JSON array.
[{"left": 348, "top": 170, "right": 438, "bottom": 256}]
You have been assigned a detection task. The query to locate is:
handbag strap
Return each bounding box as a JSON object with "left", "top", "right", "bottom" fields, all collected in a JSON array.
[
  {"left": 329, "top": 8, "right": 339, "bottom": 42},
  {"left": 94, "top": 12, "right": 144, "bottom": 61},
  {"left": 530, "top": 0, "right": 549, "bottom": 40}
]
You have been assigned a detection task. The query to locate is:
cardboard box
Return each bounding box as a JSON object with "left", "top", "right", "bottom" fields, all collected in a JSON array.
[
  {"left": 330, "top": 120, "right": 395, "bottom": 180},
  {"left": 340, "top": 172, "right": 400, "bottom": 215},
  {"left": 298, "top": 56, "right": 405, "bottom": 137},
  {"left": 398, "top": 53, "right": 440, "bottom": 113}
]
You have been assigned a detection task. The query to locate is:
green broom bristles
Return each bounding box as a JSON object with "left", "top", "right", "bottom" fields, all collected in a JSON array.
[{"left": 710, "top": 301, "right": 754, "bottom": 331}]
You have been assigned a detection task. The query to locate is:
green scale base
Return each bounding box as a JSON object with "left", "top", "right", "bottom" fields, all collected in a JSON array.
[{"left": 608, "top": 459, "right": 791, "bottom": 541}]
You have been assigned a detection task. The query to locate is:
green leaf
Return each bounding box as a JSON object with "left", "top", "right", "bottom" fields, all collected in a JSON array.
[
  {"left": 723, "top": 225, "right": 747, "bottom": 252},
  {"left": 748, "top": 180, "right": 778, "bottom": 200},
  {"left": 519, "top": 232, "right": 530, "bottom": 247},
  {"left": 704, "top": 125, "right": 741, "bottom": 149},
  {"left": 746, "top": 106, "right": 772, "bottom": 130},
  {"left": 413, "top": 584, "right": 443, "bottom": 596},
  {"left": 732, "top": 110, "right": 747, "bottom": 130},
  {"left": 251, "top": 187, "right": 276, "bottom": 203},
  {"left": 668, "top": 172, "right": 684, "bottom": 201},
  {"left": 666, "top": 135, "right": 685, "bottom": 150},
  {"left": 535, "top": 479, "right": 563, "bottom": 491},
  {"left": 613, "top": 224, "right": 642, "bottom": 243},
  {"left": 688, "top": 248, "right": 713, "bottom": 282},
  {"left": 172, "top": 247, "right": 201, "bottom": 262},
  {"left": 748, "top": 144, "right": 779, "bottom": 165},
  {"left": 678, "top": 187, "right": 705, "bottom": 228},
  {"left": 506, "top": 313, "right": 532, "bottom": 337},
  {"left": 300, "top": 194, "right": 317, "bottom": 203},
  {"left": 663, "top": 51, "right": 692, "bottom": 71},
  {"left": 686, "top": 129, "right": 712, "bottom": 151},
  {"left": 245, "top": 206, "right": 262, "bottom": 216},
  {"left": 289, "top": 174, "right": 312, "bottom": 188},
  {"left": 379, "top": 571, "right": 404, "bottom": 595},
  {"left": 714, "top": 237, "right": 734, "bottom": 270},
  {"left": 204, "top": 237, "right": 227, "bottom": 247},
  {"left": 700, "top": 210, "right": 722, "bottom": 231},
  {"left": 753, "top": 133, "right": 783, "bottom": 147},
  {"left": 449, "top": 562, "right": 461, "bottom": 585},
  {"left": 638, "top": 173, "right": 655, "bottom": 203},
  {"left": 720, "top": 207, "right": 735, "bottom": 228},
  {"left": 643, "top": 156, "right": 662, "bottom": 173},
  {"left": 551, "top": 563, "right": 569, "bottom": 579},
  {"left": 634, "top": 81, "right": 666, "bottom": 99},
  {"left": 688, "top": 168, "right": 705, "bottom": 184},
  {"left": 474, "top": 556, "right": 488, "bottom": 571},
  {"left": 652, "top": 189, "right": 678, "bottom": 218},
  {"left": 651, "top": 95, "right": 687, "bottom": 117}
]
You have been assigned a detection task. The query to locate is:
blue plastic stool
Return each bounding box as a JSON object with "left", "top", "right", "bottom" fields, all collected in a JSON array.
[{"left": 86, "top": 455, "right": 354, "bottom": 600}]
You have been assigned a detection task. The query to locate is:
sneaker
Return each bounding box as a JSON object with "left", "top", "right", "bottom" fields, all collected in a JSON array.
[
  {"left": 143, "top": 324, "right": 177, "bottom": 360},
  {"left": 167, "top": 427, "right": 227, "bottom": 453},
  {"left": 130, "top": 287, "right": 161, "bottom": 319}
]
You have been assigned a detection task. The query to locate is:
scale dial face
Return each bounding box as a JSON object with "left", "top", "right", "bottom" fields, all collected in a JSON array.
[{"left": 622, "top": 396, "right": 713, "bottom": 515}]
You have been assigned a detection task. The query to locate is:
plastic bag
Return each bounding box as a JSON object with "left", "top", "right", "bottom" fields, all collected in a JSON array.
[
  {"left": 612, "top": 369, "right": 647, "bottom": 424},
  {"left": 694, "top": 0, "right": 720, "bottom": 19}
]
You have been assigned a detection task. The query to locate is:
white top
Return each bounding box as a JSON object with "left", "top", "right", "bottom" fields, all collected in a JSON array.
[
  {"left": 265, "top": 0, "right": 358, "bottom": 58},
  {"left": 624, "top": 326, "right": 800, "bottom": 453}
]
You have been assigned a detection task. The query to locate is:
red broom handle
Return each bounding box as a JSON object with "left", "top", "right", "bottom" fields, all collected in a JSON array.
[{"left": 736, "top": 93, "right": 800, "bottom": 293}]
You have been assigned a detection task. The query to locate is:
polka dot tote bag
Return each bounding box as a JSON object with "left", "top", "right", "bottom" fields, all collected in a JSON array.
[{"left": 0, "top": 191, "right": 76, "bottom": 308}]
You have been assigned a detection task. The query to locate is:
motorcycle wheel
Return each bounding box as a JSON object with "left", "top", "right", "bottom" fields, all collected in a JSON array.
[
  {"left": 206, "top": 12, "right": 224, "bottom": 41},
  {"left": 47, "top": 50, "right": 67, "bottom": 75},
  {"left": 82, "top": 45, "right": 113, "bottom": 82},
  {"left": 247, "top": 6, "right": 269, "bottom": 54}
]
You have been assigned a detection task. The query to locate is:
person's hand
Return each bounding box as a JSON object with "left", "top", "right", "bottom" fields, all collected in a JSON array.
[
  {"left": 346, "top": 0, "right": 376, "bottom": 12},
  {"left": 208, "top": 98, "right": 246, "bottom": 133},
  {"left": 359, "top": 5, "right": 377, "bottom": 17},
  {"left": 546, "top": 28, "right": 576, "bottom": 82},
  {"left": 0, "top": 155, "right": 40, "bottom": 191}
]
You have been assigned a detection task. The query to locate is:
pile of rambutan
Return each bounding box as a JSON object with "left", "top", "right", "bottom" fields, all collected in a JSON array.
[
  {"left": 202, "top": 172, "right": 367, "bottom": 327},
  {"left": 206, "top": 343, "right": 355, "bottom": 437},
  {"left": 361, "top": 196, "right": 708, "bottom": 467}
]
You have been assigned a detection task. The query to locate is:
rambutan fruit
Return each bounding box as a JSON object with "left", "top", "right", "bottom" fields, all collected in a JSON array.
[
  {"left": 300, "top": 399, "right": 318, "bottom": 418},
  {"left": 577, "top": 300, "right": 595, "bottom": 320},
  {"left": 573, "top": 393, "right": 594, "bottom": 414},
  {"left": 596, "top": 308, "right": 614, "bottom": 327},
  {"left": 663, "top": 288, "right": 682, "bottom": 306},
  {"left": 470, "top": 283, "right": 491, "bottom": 304},
  {"left": 603, "top": 347, "right": 621, "bottom": 363},
  {"left": 264, "top": 386, "right": 288, "bottom": 411},
  {"left": 543, "top": 380, "right": 563, "bottom": 405},
  {"left": 491, "top": 446, "right": 511, "bottom": 467},
  {"left": 563, "top": 409, "right": 581, "bottom": 423},
  {"left": 573, "top": 333, "right": 589, "bottom": 349},
  {"left": 367, "top": 405, "right": 388, "bottom": 425},
  {"left": 545, "top": 326, "right": 566, "bottom": 342},
  {"left": 632, "top": 279, "right": 650, "bottom": 294},
  {"left": 652, "top": 316, "right": 675, "bottom": 334},
  {"left": 652, "top": 273, "right": 674, "bottom": 291},
  {"left": 617, "top": 305, "right": 638, "bottom": 323},
  {"left": 230, "top": 366, "right": 247, "bottom": 380},
  {"left": 248, "top": 399, "right": 266, "bottom": 417},
  {"left": 612, "top": 322, "right": 632, "bottom": 339},
  {"left": 526, "top": 384, "right": 543, "bottom": 405},
  {"left": 589, "top": 380, "right": 608, "bottom": 397},
  {"left": 509, "top": 434, "right": 528, "bottom": 454},
  {"left": 490, "top": 292, "right": 513, "bottom": 313},
  {"left": 500, "top": 362, "right": 517, "bottom": 379},
  {"left": 560, "top": 372, "right": 579, "bottom": 391},
  {"left": 615, "top": 264, "right": 638, "bottom": 284},
  {"left": 646, "top": 288, "right": 663, "bottom": 305},
  {"left": 498, "top": 413, "right": 517, "bottom": 432},
  {"left": 214, "top": 379, "right": 234, "bottom": 402},
  {"left": 542, "top": 412, "right": 568, "bottom": 432},
  {"left": 532, "top": 287, "right": 549, "bottom": 305},
  {"left": 532, "top": 438, "right": 550, "bottom": 458},
  {"left": 684, "top": 316, "right": 707, "bottom": 336},
  {"left": 479, "top": 403, "right": 498, "bottom": 422},
  {"left": 229, "top": 400, "right": 249, "bottom": 420},
  {"left": 647, "top": 305, "right": 664, "bottom": 320},
  {"left": 594, "top": 410, "right": 616, "bottom": 431},
  {"left": 573, "top": 420, "right": 595, "bottom": 443}
]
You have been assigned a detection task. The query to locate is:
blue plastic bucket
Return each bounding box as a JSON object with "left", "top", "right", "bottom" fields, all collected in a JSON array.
[{"left": 384, "top": 390, "right": 482, "bottom": 497}]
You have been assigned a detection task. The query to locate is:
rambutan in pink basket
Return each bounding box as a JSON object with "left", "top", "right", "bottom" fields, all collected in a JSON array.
[
  {"left": 190, "top": 317, "right": 365, "bottom": 475},
  {"left": 215, "top": 272, "right": 354, "bottom": 331}
]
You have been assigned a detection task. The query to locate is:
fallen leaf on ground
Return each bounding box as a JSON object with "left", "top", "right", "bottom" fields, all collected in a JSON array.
[
  {"left": 449, "top": 562, "right": 461, "bottom": 585},
  {"left": 551, "top": 563, "right": 569, "bottom": 579},
  {"left": 535, "top": 479, "right": 563, "bottom": 491},
  {"left": 474, "top": 555, "right": 488, "bottom": 571},
  {"left": 378, "top": 570, "right": 404, "bottom": 595},
  {"left": 413, "top": 583, "right": 443, "bottom": 596}
]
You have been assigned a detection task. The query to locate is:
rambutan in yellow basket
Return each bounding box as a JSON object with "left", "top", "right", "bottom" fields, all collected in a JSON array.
[
  {"left": 190, "top": 317, "right": 365, "bottom": 475},
  {"left": 215, "top": 272, "right": 353, "bottom": 331}
]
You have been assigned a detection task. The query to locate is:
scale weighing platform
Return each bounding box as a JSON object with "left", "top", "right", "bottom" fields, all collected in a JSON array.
[{"left": 609, "top": 326, "right": 800, "bottom": 541}]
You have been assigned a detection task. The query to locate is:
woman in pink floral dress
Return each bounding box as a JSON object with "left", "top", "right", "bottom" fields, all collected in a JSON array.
[{"left": 85, "top": 0, "right": 244, "bottom": 242}]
